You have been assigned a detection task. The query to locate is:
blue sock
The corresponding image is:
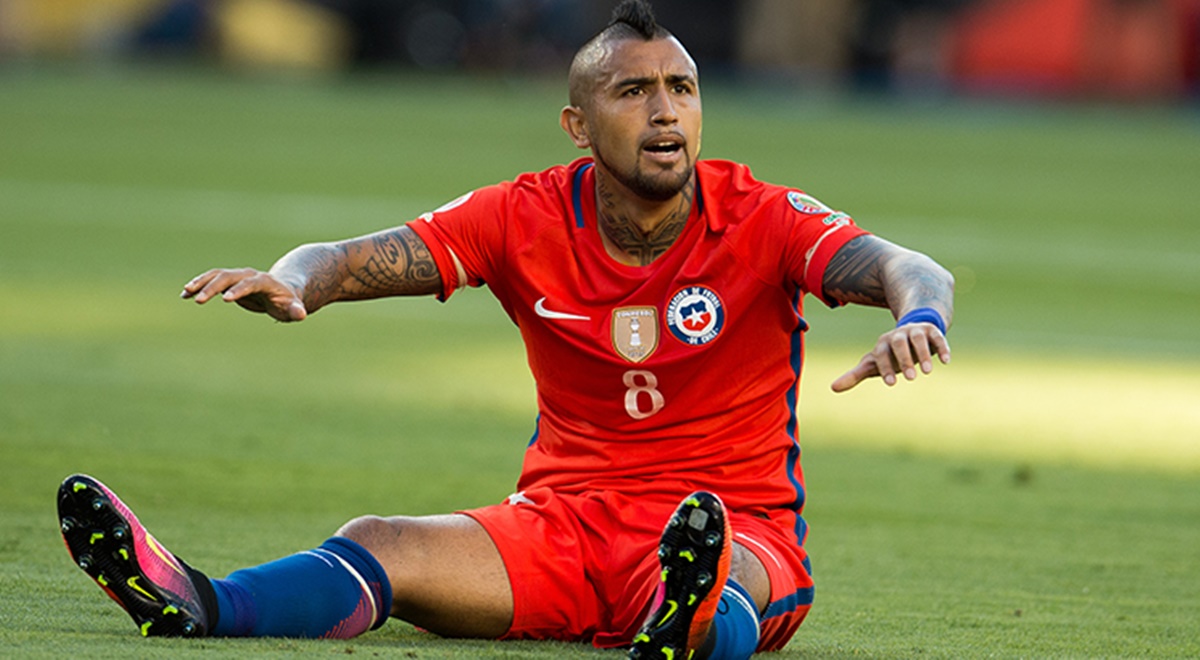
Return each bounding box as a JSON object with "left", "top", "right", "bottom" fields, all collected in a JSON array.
[
  {"left": 209, "top": 537, "right": 393, "bottom": 638},
  {"left": 707, "top": 580, "right": 761, "bottom": 660}
]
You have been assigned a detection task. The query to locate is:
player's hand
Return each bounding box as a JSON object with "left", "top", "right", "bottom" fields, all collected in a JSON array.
[
  {"left": 831, "top": 323, "right": 950, "bottom": 393},
  {"left": 180, "top": 268, "right": 308, "bottom": 322}
]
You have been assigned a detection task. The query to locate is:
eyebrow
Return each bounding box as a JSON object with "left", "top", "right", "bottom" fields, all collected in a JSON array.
[{"left": 615, "top": 73, "right": 697, "bottom": 89}]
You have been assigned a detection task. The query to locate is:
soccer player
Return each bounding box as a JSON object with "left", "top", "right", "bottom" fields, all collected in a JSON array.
[{"left": 57, "top": 1, "right": 954, "bottom": 658}]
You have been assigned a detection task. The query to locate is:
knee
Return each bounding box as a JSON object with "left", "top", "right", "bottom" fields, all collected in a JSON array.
[
  {"left": 336, "top": 515, "right": 404, "bottom": 554},
  {"left": 730, "top": 543, "right": 771, "bottom": 614}
]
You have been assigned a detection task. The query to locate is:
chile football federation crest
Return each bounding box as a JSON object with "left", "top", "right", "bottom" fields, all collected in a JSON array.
[
  {"left": 665, "top": 286, "right": 725, "bottom": 346},
  {"left": 612, "top": 306, "right": 659, "bottom": 363}
]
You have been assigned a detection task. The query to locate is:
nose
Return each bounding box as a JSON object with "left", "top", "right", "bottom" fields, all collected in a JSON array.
[{"left": 649, "top": 87, "right": 678, "bottom": 126}]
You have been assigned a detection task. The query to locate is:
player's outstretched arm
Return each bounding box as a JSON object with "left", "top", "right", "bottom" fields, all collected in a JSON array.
[
  {"left": 180, "top": 225, "right": 442, "bottom": 322},
  {"left": 821, "top": 235, "right": 955, "bottom": 392}
]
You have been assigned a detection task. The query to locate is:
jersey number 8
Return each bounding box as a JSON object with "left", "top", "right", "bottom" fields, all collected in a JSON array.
[{"left": 622, "top": 370, "right": 664, "bottom": 420}]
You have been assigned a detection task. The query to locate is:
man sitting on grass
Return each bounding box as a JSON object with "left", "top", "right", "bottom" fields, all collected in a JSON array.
[{"left": 58, "top": 1, "right": 953, "bottom": 658}]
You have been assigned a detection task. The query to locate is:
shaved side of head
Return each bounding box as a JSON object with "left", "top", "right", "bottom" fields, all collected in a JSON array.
[{"left": 568, "top": 0, "right": 674, "bottom": 108}]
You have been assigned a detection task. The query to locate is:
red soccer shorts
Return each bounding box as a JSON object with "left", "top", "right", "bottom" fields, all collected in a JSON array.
[{"left": 461, "top": 487, "right": 814, "bottom": 651}]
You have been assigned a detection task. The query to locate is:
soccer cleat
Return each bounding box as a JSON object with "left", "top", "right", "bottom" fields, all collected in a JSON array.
[
  {"left": 58, "top": 474, "right": 211, "bottom": 637},
  {"left": 628, "top": 491, "right": 732, "bottom": 660}
]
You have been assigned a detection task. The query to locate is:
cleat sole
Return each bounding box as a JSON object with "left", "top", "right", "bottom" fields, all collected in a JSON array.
[
  {"left": 628, "top": 492, "right": 731, "bottom": 660},
  {"left": 57, "top": 474, "right": 206, "bottom": 638}
]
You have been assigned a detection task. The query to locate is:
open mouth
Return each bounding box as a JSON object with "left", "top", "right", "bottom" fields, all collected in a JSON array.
[
  {"left": 644, "top": 140, "right": 682, "bottom": 155},
  {"left": 642, "top": 134, "right": 686, "bottom": 162}
]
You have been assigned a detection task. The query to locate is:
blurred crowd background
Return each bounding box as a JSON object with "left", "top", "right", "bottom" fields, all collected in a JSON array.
[{"left": 1, "top": 0, "right": 1198, "bottom": 100}]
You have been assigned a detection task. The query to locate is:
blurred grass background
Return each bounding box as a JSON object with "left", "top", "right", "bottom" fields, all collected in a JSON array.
[{"left": 1, "top": 66, "right": 1199, "bottom": 657}]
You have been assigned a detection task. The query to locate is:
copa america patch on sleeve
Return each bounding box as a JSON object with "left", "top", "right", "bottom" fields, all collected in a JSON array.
[{"left": 786, "top": 191, "right": 832, "bottom": 215}]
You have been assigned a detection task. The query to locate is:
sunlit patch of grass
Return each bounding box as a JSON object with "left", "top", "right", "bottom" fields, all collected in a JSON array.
[{"left": 801, "top": 347, "right": 1200, "bottom": 473}]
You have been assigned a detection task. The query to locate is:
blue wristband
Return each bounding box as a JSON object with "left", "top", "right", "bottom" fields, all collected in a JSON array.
[{"left": 896, "top": 307, "right": 947, "bottom": 335}]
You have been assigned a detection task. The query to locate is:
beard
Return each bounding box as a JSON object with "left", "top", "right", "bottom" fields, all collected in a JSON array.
[{"left": 593, "top": 145, "right": 695, "bottom": 202}]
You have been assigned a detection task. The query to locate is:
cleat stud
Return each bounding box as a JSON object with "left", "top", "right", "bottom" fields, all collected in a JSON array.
[
  {"left": 696, "top": 571, "right": 712, "bottom": 587},
  {"left": 705, "top": 531, "right": 720, "bottom": 547},
  {"left": 668, "top": 514, "right": 684, "bottom": 529},
  {"left": 112, "top": 525, "right": 128, "bottom": 541},
  {"left": 91, "top": 498, "right": 105, "bottom": 512},
  {"left": 61, "top": 517, "right": 76, "bottom": 534},
  {"left": 657, "top": 543, "right": 670, "bottom": 559},
  {"left": 78, "top": 554, "right": 94, "bottom": 570}
]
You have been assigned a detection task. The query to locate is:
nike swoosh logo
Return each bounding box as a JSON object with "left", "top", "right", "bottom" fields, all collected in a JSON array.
[
  {"left": 534, "top": 297, "right": 590, "bottom": 321},
  {"left": 127, "top": 576, "right": 157, "bottom": 601}
]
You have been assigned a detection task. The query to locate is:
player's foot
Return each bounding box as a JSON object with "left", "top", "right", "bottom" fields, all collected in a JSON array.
[
  {"left": 628, "top": 491, "right": 732, "bottom": 660},
  {"left": 57, "top": 474, "right": 212, "bottom": 637}
]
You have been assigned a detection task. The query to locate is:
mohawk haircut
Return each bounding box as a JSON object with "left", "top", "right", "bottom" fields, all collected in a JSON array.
[
  {"left": 568, "top": 0, "right": 677, "bottom": 107},
  {"left": 607, "top": 0, "right": 670, "bottom": 41}
]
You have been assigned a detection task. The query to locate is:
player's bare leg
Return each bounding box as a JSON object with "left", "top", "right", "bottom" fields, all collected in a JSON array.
[
  {"left": 59, "top": 472, "right": 511, "bottom": 641},
  {"left": 729, "top": 543, "right": 769, "bottom": 615},
  {"left": 336, "top": 513, "right": 514, "bottom": 638}
]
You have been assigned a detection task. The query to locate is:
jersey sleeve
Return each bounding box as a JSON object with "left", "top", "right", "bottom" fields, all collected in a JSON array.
[
  {"left": 779, "top": 191, "right": 870, "bottom": 308},
  {"left": 405, "top": 183, "right": 510, "bottom": 301}
]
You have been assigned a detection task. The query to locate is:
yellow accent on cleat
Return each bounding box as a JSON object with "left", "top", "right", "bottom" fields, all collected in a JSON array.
[
  {"left": 90, "top": 532, "right": 104, "bottom": 545},
  {"left": 163, "top": 605, "right": 178, "bottom": 615},
  {"left": 633, "top": 633, "right": 651, "bottom": 644},
  {"left": 657, "top": 600, "right": 678, "bottom": 627},
  {"left": 145, "top": 536, "right": 188, "bottom": 578},
  {"left": 662, "top": 647, "right": 675, "bottom": 660},
  {"left": 684, "top": 497, "right": 700, "bottom": 507},
  {"left": 679, "top": 550, "right": 695, "bottom": 562},
  {"left": 688, "top": 594, "right": 697, "bottom": 606},
  {"left": 119, "top": 549, "right": 129, "bottom": 561},
  {"left": 127, "top": 576, "right": 156, "bottom": 601},
  {"left": 97, "top": 575, "right": 108, "bottom": 587},
  {"left": 73, "top": 482, "right": 88, "bottom": 493},
  {"left": 661, "top": 568, "right": 669, "bottom": 582},
  {"left": 141, "top": 621, "right": 152, "bottom": 636}
]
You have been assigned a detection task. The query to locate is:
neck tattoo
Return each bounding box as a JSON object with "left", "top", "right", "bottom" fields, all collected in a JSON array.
[{"left": 596, "top": 178, "right": 695, "bottom": 267}]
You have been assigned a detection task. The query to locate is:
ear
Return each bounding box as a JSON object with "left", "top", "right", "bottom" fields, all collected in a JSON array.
[{"left": 560, "top": 105, "right": 591, "bottom": 149}]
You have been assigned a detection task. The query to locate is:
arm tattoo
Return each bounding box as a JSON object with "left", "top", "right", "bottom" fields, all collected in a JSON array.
[
  {"left": 887, "top": 256, "right": 954, "bottom": 313},
  {"left": 273, "top": 242, "right": 351, "bottom": 311},
  {"left": 345, "top": 227, "right": 441, "bottom": 297},
  {"left": 597, "top": 178, "right": 694, "bottom": 266},
  {"left": 823, "top": 234, "right": 955, "bottom": 319},
  {"left": 822, "top": 235, "right": 888, "bottom": 307},
  {"left": 274, "top": 227, "right": 441, "bottom": 312}
]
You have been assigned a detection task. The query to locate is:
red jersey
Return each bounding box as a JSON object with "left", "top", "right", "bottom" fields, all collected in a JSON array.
[{"left": 408, "top": 158, "right": 867, "bottom": 533}]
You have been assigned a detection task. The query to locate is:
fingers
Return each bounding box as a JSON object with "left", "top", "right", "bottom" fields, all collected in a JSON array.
[
  {"left": 930, "top": 327, "right": 952, "bottom": 365},
  {"left": 831, "top": 355, "right": 877, "bottom": 393},
  {"left": 181, "top": 268, "right": 259, "bottom": 304},
  {"left": 831, "top": 323, "right": 951, "bottom": 393},
  {"left": 180, "top": 268, "right": 307, "bottom": 322}
]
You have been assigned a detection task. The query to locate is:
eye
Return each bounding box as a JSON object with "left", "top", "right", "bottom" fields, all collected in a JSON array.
[{"left": 624, "top": 87, "right": 644, "bottom": 97}]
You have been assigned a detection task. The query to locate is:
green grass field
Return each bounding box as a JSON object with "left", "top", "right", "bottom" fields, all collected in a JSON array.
[{"left": 2, "top": 66, "right": 1199, "bottom": 658}]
